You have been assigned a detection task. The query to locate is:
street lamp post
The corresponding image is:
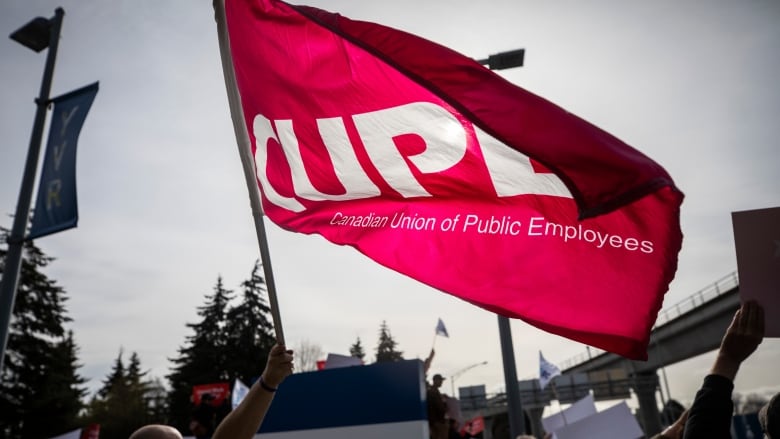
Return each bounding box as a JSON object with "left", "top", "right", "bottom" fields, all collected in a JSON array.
[
  {"left": 478, "top": 48, "right": 528, "bottom": 439},
  {"left": 450, "top": 361, "right": 488, "bottom": 397},
  {"left": 0, "top": 8, "right": 65, "bottom": 373},
  {"left": 497, "top": 315, "right": 525, "bottom": 438}
]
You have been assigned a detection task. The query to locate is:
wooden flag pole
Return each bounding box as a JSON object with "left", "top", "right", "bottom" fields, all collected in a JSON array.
[{"left": 213, "top": 0, "right": 285, "bottom": 345}]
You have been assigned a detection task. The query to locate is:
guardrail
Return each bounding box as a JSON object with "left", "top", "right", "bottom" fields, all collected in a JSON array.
[{"left": 559, "top": 271, "right": 739, "bottom": 371}]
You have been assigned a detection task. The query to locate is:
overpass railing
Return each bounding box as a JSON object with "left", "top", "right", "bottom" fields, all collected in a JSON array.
[{"left": 559, "top": 271, "right": 739, "bottom": 371}]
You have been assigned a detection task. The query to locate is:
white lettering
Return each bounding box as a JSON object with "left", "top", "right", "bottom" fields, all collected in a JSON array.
[
  {"left": 53, "top": 141, "right": 68, "bottom": 171},
  {"left": 252, "top": 114, "right": 306, "bottom": 213},
  {"left": 275, "top": 118, "right": 381, "bottom": 201},
  {"left": 46, "top": 179, "right": 62, "bottom": 210},
  {"left": 475, "top": 125, "right": 571, "bottom": 198},
  {"left": 528, "top": 216, "right": 545, "bottom": 236},
  {"left": 253, "top": 101, "right": 577, "bottom": 213},
  {"left": 353, "top": 102, "right": 467, "bottom": 198},
  {"left": 59, "top": 106, "right": 79, "bottom": 138}
]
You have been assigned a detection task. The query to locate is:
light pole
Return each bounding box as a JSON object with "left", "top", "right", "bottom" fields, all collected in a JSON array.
[
  {"left": 450, "top": 361, "right": 488, "bottom": 397},
  {"left": 0, "top": 8, "right": 65, "bottom": 373},
  {"left": 478, "top": 48, "right": 528, "bottom": 439}
]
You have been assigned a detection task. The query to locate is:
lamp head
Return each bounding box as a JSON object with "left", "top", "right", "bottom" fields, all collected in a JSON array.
[
  {"left": 486, "top": 49, "right": 525, "bottom": 70},
  {"left": 10, "top": 16, "right": 52, "bottom": 52}
]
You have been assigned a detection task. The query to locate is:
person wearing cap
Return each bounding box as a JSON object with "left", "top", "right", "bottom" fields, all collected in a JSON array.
[
  {"left": 683, "top": 301, "right": 765, "bottom": 439},
  {"left": 760, "top": 392, "right": 779, "bottom": 439},
  {"left": 428, "top": 373, "right": 449, "bottom": 439}
]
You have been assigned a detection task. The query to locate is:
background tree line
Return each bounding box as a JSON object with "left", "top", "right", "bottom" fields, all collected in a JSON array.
[{"left": 0, "top": 228, "right": 406, "bottom": 439}]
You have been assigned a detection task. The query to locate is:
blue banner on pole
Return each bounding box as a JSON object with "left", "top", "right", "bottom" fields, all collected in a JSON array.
[{"left": 27, "top": 82, "right": 98, "bottom": 241}]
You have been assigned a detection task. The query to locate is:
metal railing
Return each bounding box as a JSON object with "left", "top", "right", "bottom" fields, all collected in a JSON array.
[{"left": 559, "top": 271, "right": 739, "bottom": 371}]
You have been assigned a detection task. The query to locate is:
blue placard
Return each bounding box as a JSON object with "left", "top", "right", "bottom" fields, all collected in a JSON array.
[{"left": 259, "top": 359, "right": 427, "bottom": 433}]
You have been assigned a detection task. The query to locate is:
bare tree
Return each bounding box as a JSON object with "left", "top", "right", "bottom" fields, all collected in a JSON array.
[{"left": 295, "top": 339, "right": 324, "bottom": 372}]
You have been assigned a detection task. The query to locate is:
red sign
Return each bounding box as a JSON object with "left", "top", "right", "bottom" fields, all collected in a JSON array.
[
  {"left": 192, "top": 382, "right": 230, "bottom": 406},
  {"left": 461, "top": 416, "right": 485, "bottom": 436}
]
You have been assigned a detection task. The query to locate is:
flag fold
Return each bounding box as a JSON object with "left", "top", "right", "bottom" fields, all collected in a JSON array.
[{"left": 222, "top": 0, "right": 683, "bottom": 359}]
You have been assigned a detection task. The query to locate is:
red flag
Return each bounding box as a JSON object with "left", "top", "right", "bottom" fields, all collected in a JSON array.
[{"left": 221, "top": 0, "right": 683, "bottom": 359}]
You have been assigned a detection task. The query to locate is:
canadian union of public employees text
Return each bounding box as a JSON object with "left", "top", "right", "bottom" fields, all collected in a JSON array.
[{"left": 330, "top": 211, "right": 654, "bottom": 254}]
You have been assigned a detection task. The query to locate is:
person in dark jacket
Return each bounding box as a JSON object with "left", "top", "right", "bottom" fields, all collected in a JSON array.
[
  {"left": 683, "top": 301, "right": 764, "bottom": 439},
  {"left": 428, "top": 373, "right": 449, "bottom": 439}
]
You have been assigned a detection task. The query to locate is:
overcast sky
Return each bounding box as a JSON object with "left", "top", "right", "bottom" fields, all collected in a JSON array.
[{"left": 1, "top": 0, "right": 778, "bottom": 409}]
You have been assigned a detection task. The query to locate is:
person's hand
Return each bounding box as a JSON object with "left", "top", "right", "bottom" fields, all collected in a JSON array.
[
  {"left": 658, "top": 409, "right": 689, "bottom": 439},
  {"left": 261, "top": 343, "right": 294, "bottom": 388},
  {"left": 712, "top": 301, "right": 764, "bottom": 379},
  {"left": 719, "top": 301, "right": 764, "bottom": 363}
]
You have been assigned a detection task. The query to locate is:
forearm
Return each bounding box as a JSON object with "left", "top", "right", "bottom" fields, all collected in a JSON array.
[
  {"left": 709, "top": 353, "right": 740, "bottom": 381},
  {"left": 212, "top": 380, "right": 276, "bottom": 439},
  {"left": 683, "top": 375, "right": 734, "bottom": 439}
]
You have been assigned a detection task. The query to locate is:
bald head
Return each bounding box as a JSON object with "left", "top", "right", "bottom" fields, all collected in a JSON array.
[{"left": 128, "top": 425, "right": 183, "bottom": 439}]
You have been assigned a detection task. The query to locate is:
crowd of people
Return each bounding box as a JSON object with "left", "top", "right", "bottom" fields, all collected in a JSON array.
[{"left": 125, "top": 301, "right": 776, "bottom": 439}]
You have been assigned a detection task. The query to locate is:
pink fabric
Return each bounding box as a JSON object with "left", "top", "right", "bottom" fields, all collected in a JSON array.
[{"left": 225, "top": 0, "right": 683, "bottom": 360}]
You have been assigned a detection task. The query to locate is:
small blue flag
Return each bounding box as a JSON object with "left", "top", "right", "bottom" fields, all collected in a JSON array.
[
  {"left": 232, "top": 378, "right": 250, "bottom": 409},
  {"left": 539, "top": 351, "right": 561, "bottom": 390},
  {"left": 435, "top": 318, "right": 449, "bottom": 337}
]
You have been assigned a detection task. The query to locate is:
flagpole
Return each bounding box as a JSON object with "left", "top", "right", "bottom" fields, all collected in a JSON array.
[
  {"left": 550, "top": 382, "right": 568, "bottom": 426},
  {"left": 213, "top": 0, "right": 285, "bottom": 345}
]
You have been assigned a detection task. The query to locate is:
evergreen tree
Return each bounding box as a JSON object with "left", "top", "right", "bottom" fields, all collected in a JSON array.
[
  {"left": 21, "top": 331, "right": 86, "bottom": 437},
  {"left": 349, "top": 337, "right": 366, "bottom": 362},
  {"left": 167, "top": 277, "right": 233, "bottom": 433},
  {"left": 85, "top": 351, "right": 132, "bottom": 439},
  {"left": 0, "top": 228, "right": 86, "bottom": 438},
  {"left": 82, "top": 350, "right": 163, "bottom": 439},
  {"left": 375, "top": 321, "right": 403, "bottom": 362},
  {"left": 223, "top": 261, "right": 275, "bottom": 384},
  {"left": 126, "top": 352, "right": 153, "bottom": 425},
  {"left": 98, "top": 349, "right": 126, "bottom": 399},
  {"left": 145, "top": 378, "right": 169, "bottom": 424}
]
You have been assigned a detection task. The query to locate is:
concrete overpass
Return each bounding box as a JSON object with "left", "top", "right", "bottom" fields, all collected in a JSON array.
[
  {"left": 461, "top": 272, "right": 742, "bottom": 438},
  {"left": 562, "top": 271, "right": 740, "bottom": 374},
  {"left": 560, "top": 271, "right": 741, "bottom": 435}
]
